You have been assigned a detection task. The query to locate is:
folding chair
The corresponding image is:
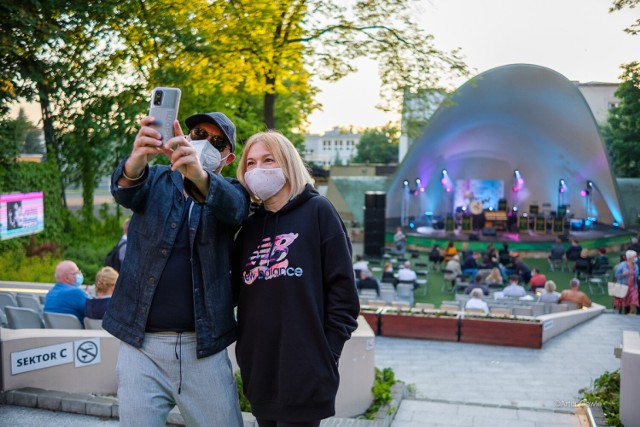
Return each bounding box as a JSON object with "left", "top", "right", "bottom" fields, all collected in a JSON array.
[
  {"left": 5, "top": 306, "right": 44, "bottom": 329},
  {"left": 84, "top": 317, "right": 105, "bottom": 330},
  {"left": 16, "top": 294, "right": 43, "bottom": 314},
  {"left": 0, "top": 292, "right": 18, "bottom": 313}
]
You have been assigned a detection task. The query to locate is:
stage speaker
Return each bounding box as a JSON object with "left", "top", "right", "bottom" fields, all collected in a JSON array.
[
  {"left": 364, "top": 192, "right": 386, "bottom": 256},
  {"left": 498, "top": 198, "right": 507, "bottom": 211},
  {"left": 469, "top": 233, "right": 479, "bottom": 241},
  {"left": 482, "top": 227, "right": 496, "bottom": 236}
]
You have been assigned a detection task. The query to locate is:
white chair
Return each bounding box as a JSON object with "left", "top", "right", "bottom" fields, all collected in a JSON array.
[
  {"left": 512, "top": 306, "right": 533, "bottom": 317},
  {"left": 380, "top": 288, "right": 396, "bottom": 305},
  {"left": 395, "top": 284, "right": 414, "bottom": 307},
  {"left": 0, "top": 292, "right": 18, "bottom": 312},
  {"left": 5, "top": 306, "right": 44, "bottom": 329},
  {"left": 550, "top": 303, "right": 569, "bottom": 313},
  {"left": 43, "top": 312, "right": 84, "bottom": 329},
  {"left": 83, "top": 317, "right": 104, "bottom": 330}
]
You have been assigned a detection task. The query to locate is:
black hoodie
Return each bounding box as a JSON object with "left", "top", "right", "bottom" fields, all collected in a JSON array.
[{"left": 232, "top": 184, "right": 360, "bottom": 422}]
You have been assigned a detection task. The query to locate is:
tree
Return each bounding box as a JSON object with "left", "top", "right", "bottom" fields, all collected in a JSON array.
[
  {"left": 353, "top": 125, "right": 399, "bottom": 164},
  {"left": 0, "top": 109, "right": 34, "bottom": 163},
  {"left": 602, "top": 62, "right": 640, "bottom": 177},
  {"left": 610, "top": 0, "right": 640, "bottom": 34}
]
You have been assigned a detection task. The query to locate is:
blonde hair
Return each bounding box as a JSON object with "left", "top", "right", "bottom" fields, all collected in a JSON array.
[
  {"left": 237, "top": 131, "right": 313, "bottom": 204},
  {"left": 487, "top": 267, "right": 502, "bottom": 282},
  {"left": 544, "top": 280, "right": 557, "bottom": 293},
  {"left": 95, "top": 266, "right": 118, "bottom": 294}
]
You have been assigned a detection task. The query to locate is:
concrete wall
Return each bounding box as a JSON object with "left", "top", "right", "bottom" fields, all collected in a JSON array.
[
  {"left": 1, "top": 316, "right": 376, "bottom": 418},
  {"left": 539, "top": 303, "right": 605, "bottom": 343},
  {"left": 620, "top": 330, "right": 640, "bottom": 426}
]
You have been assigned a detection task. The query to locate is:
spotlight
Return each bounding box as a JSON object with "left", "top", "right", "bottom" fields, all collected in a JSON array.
[
  {"left": 415, "top": 177, "right": 421, "bottom": 186},
  {"left": 403, "top": 179, "right": 409, "bottom": 187},
  {"left": 580, "top": 189, "right": 588, "bottom": 197},
  {"left": 587, "top": 180, "right": 594, "bottom": 189}
]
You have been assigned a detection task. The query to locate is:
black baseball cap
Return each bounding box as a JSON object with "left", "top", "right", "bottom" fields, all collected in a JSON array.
[{"left": 185, "top": 112, "right": 236, "bottom": 152}]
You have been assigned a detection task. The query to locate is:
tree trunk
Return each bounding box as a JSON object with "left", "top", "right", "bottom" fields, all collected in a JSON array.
[
  {"left": 37, "top": 80, "right": 67, "bottom": 209},
  {"left": 81, "top": 128, "right": 96, "bottom": 223},
  {"left": 264, "top": 75, "right": 276, "bottom": 130}
]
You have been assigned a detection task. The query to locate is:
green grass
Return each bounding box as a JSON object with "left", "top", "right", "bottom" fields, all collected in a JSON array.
[{"left": 372, "top": 254, "right": 617, "bottom": 309}]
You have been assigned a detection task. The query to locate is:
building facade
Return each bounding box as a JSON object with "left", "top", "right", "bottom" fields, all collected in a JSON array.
[{"left": 303, "top": 127, "right": 361, "bottom": 166}]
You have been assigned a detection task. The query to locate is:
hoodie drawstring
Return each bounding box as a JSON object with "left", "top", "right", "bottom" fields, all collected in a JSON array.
[{"left": 174, "top": 332, "right": 183, "bottom": 394}]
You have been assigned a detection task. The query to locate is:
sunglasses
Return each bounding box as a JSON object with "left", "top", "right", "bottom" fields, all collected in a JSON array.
[{"left": 188, "top": 128, "right": 229, "bottom": 152}]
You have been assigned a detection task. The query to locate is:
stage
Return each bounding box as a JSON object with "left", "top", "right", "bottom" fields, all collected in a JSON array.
[{"left": 392, "top": 222, "right": 634, "bottom": 253}]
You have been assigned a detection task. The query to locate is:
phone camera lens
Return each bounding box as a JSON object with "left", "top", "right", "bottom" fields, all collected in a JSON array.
[{"left": 153, "top": 91, "right": 163, "bottom": 106}]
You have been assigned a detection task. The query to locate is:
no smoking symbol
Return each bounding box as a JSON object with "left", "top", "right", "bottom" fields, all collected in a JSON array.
[{"left": 76, "top": 341, "right": 98, "bottom": 364}]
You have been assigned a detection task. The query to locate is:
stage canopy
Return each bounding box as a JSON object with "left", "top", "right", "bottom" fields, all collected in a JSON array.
[{"left": 387, "top": 64, "right": 625, "bottom": 228}]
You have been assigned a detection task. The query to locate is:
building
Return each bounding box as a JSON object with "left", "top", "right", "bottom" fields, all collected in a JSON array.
[
  {"left": 575, "top": 81, "right": 620, "bottom": 124},
  {"left": 303, "top": 127, "right": 361, "bottom": 166}
]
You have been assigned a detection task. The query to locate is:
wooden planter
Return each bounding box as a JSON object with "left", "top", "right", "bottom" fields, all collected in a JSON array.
[
  {"left": 360, "top": 309, "right": 382, "bottom": 335},
  {"left": 460, "top": 317, "right": 543, "bottom": 349},
  {"left": 380, "top": 311, "right": 459, "bottom": 341}
]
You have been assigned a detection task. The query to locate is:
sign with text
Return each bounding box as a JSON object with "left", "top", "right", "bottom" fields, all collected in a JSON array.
[
  {"left": 10, "top": 338, "right": 102, "bottom": 374},
  {"left": 0, "top": 192, "right": 45, "bottom": 240}
]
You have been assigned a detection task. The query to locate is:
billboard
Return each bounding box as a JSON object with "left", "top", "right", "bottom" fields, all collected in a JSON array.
[{"left": 0, "top": 192, "right": 45, "bottom": 240}]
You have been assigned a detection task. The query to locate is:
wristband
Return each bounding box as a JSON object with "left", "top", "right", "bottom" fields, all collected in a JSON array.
[{"left": 122, "top": 168, "right": 144, "bottom": 181}]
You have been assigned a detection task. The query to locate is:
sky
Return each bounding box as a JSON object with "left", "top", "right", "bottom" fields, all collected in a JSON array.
[{"left": 305, "top": 0, "right": 640, "bottom": 134}]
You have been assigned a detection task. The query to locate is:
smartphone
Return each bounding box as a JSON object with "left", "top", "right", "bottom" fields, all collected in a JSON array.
[{"left": 149, "top": 87, "right": 181, "bottom": 145}]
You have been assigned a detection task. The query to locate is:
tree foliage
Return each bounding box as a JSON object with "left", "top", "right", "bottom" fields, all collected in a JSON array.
[
  {"left": 610, "top": 0, "right": 640, "bottom": 34},
  {"left": 353, "top": 124, "right": 399, "bottom": 164},
  {"left": 602, "top": 62, "right": 640, "bottom": 177}
]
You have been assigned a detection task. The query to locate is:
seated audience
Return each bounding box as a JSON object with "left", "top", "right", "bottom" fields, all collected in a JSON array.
[
  {"left": 461, "top": 253, "right": 479, "bottom": 279},
  {"left": 484, "top": 267, "right": 504, "bottom": 286},
  {"left": 44, "top": 260, "right": 88, "bottom": 322},
  {"left": 628, "top": 237, "right": 640, "bottom": 254},
  {"left": 443, "top": 240, "right": 457, "bottom": 263},
  {"left": 357, "top": 269, "right": 380, "bottom": 296},
  {"left": 538, "top": 280, "right": 560, "bottom": 303},
  {"left": 397, "top": 260, "right": 418, "bottom": 287},
  {"left": 559, "top": 278, "right": 592, "bottom": 308},
  {"left": 428, "top": 244, "right": 444, "bottom": 271},
  {"left": 465, "top": 274, "right": 490, "bottom": 296},
  {"left": 465, "top": 288, "right": 489, "bottom": 314},
  {"left": 573, "top": 248, "right": 593, "bottom": 279},
  {"left": 443, "top": 255, "right": 462, "bottom": 286},
  {"left": 502, "top": 274, "right": 527, "bottom": 298},
  {"left": 381, "top": 262, "right": 399, "bottom": 288},
  {"left": 498, "top": 243, "right": 512, "bottom": 268},
  {"left": 529, "top": 268, "right": 547, "bottom": 294},
  {"left": 85, "top": 266, "right": 118, "bottom": 320},
  {"left": 547, "top": 237, "right": 565, "bottom": 270},
  {"left": 353, "top": 254, "right": 369, "bottom": 272},
  {"left": 460, "top": 242, "right": 473, "bottom": 262},
  {"left": 513, "top": 257, "right": 532, "bottom": 284},
  {"left": 592, "top": 248, "right": 610, "bottom": 274},
  {"left": 565, "top": 239, "right": 583, "bottom": 264}
]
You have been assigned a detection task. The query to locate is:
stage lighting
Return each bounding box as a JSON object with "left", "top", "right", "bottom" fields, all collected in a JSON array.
[
  {"left": 559, "top": 179, "right": 567, "bottom": 193},
  {"left": 415, "top": 177, "right": 421, "bottom": 186},
  {"left": 580, "top": 189, "right": 588, "bottom": 197},
  {"left": 403, "top": 179, "right": 409, "bottom": 187},
  {"left": 587, "top": 180, "right": 594, "bottom": 189}
]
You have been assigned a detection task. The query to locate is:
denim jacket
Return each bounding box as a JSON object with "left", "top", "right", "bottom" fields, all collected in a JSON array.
[{"left": 102, "top": 158, "right": 249, "bottom": 358}]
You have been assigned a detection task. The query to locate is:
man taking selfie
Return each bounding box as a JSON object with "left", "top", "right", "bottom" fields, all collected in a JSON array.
[{"left": 102, "top": 111, "right": 248, "bottom": 426}]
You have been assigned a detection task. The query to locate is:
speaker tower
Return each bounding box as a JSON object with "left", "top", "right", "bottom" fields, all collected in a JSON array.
[{"left": 364, "top": 192, "right": 386, "bottom": 257}]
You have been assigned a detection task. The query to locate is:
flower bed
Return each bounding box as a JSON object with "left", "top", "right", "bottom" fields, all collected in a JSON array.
[{"left": 379, "top": 308, "right": 459, "bottom": 341}]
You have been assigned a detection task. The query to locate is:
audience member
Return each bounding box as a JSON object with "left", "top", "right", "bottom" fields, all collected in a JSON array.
[
  {"left": 548, "top": 237, "right": 565, "bottom": 270},
  {"left": 353, "top": 254, "right": 369, "bottom": 274},
  {"left": 397, "top": 260, "right": 418, "bottom": 287},
  {"left": 559, "top": 278, "right": 592, "bottom": 308},
  {"left": 565, "top": 239, "right": 582, "bottom": 264},
  {"left": 498, "top": 243, "right": 512, "bottom": 268},
  {"left": 429, "top": 244, "right": 444, "bottom": 271},
  {"left": 44, "top": 260, "right": 88, "bottom": 322},
  {"left": 484, "top": 267, "right": 504, "bottom": 286},
  {"left": 465, "top": 274, "right": 490, "bottom": 296},
  {"left": 503, "top": 274, "right": 527, "bottom": 298},
  {"left": 529, "top": 268, "right": 547, "bottom": 294},
  {"left": 513, "top": 257, "right": 532, "bottom": 284},
  {"left": 482, "top": 242, "right": 497, "bottom": 265},
  {"left": 573, "top": 248, "right": 593, "bottom": 279},
  {"left": 381, "top": 262, "right": 398, "bottom": 288},
  {"left": 628, "top": 237, "right": 640, "bottom": 254},
  {"left": 538, "top": 280, "right": 560, "bottom": 303},
  {"left": 358, "top": 269, "right": 380, "bottom": 296},
  {"left": 613, "top": 250, "right": 639, "bottom": 315},
  {"left": 85, "top": 266, "right": 118, "bottom": 320},
  {"left": 465, "top": 288, "right": 489, "bottom": 314},
  {"left": 443, "top": 254, "right": 462, "bottom": 286},
  {"left": 394, "top": 226, "right": 406, "bottom": 256},
  {"left": 460, "top": 253, "right": 478, "bottom": 279},
  {"left": 460, "top": 242, "right": 473, "bottom": 261},
  {"left": 592, "top": 248, "right": 610, "bottom": 274},
  {"left": 443, "top": 240, "right": 457, "bottom": 263}
]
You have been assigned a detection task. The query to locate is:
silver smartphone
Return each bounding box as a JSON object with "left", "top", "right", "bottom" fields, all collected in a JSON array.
[{"left": 149, "top": 87, "right": 181, "bottom": 145}]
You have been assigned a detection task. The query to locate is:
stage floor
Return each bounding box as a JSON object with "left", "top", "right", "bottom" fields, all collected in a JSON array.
[{"left": 398, "top": 223, "right": 635, "bottom": 252}]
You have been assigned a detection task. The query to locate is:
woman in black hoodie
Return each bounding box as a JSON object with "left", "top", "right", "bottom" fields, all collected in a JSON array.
[{"left": 232, "top": 130, "right": 360, "bottom": 427}]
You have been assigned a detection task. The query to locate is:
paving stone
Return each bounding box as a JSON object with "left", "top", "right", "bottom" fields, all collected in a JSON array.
[
  {"left": 60, "top": 393, "right": 92, "bottom": 415},
  {"left": 36, "top": 390, "right": 68, "bottom": 411},
  {"left": 86, "top": 396, "right": 116, "bottom": 418},
  {"left": 11, "top": 388, "right": 44, "bottom": 408}
]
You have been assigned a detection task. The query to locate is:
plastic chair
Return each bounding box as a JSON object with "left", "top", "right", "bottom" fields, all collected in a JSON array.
[
  {"left": 380, "top": 288, "right": 396, "bottom": 305},
  {"left": 16, "top": 294, "right": 43, "bottom": 314},
  {"left": 0, "top": 292, "right": 18, "bottom": 312},
  {"left": 83, "top": 317, "right": 104, "bottom": 330},
  {"left": 513, "top": 306, "right": 533, "bottom": 317},
  {"left": 550, "top": 303, "right": 569, "bottom": 313},
  {"left": 43, "top": 312, "right": 84, "bottom": 329},
  {"left": 5, "top": 306, "right": 44, "bottom": 329},
  {"left": 395, "top": 284, "right": 414, "bottom": 307}
]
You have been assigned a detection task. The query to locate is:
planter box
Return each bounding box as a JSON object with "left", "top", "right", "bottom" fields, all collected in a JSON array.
[
  {"left": 380, "top": 312, "right": 459, "bottom": 341},
  {"left": 360, "top": 309, "right": 381, "bottom": 335},
  {"left": 460, "top": 317, "right": 542, "bottom": 349}
]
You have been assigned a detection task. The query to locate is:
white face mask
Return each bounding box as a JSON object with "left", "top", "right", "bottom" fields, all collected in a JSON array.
[
  {"left": 190, "top": 139, "right": 229, "bottom": 171},
  {"left": 244, "top": 168, "right": 286, "bottom": 201}
]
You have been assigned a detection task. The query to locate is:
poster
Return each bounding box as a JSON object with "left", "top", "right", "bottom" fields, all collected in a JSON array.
[{"left": 0, "top": 192, "right": 45, "bottom": 240}]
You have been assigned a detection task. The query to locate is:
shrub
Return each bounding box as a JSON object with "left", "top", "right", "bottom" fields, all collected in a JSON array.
[
  {"left": 363, "top": 367, "right": 397, "bottom": 419},
  {"left": 580, "top": 369, "right": 621, "bottom": 427},
  {"left": 234, "top": 370, "right": 252, "bottom": 412}
]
